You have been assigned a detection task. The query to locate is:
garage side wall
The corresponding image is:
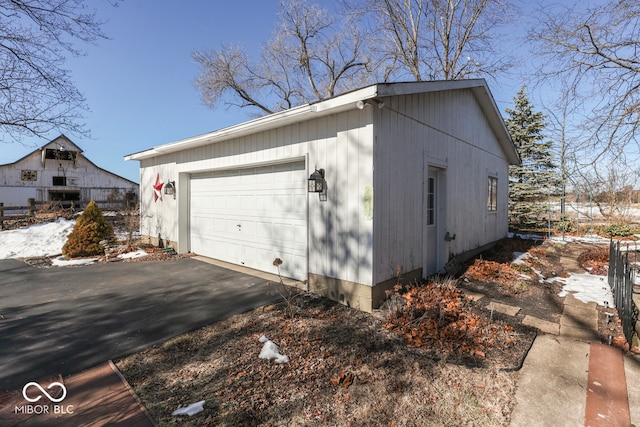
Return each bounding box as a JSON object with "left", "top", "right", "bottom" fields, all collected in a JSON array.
[
  {"left": 138, "top": 158, "right": 179, "bottom": 249},
  {"left": 138, "top": 110, "right": 375, "bottom": 309},
  {"left": 373, "top": 89, "right": 510, "bottom": 288}
]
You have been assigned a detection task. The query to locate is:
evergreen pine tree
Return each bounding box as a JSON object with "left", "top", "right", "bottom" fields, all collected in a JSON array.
[
  {"left": 62, "top": 201, "right": 115, "bottom": 257},
  {"left": 506, "top": 86, "right": 558, "bottom": 229}
]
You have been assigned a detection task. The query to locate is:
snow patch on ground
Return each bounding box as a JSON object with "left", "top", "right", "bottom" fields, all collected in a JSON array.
[
  {"left": 51, "top": 256, "right": 99, "bottom": 266},
  {"left": 258, "top": 335, "right": 290, "bottom": 364},
  {"left": 551, "top": 272, "right": 614, "bottom": 307},
  {"left": 117, "top": 250, "right": 148, "bottom": 259},
  {"left": 0, "top": 218, "right": 75, "bottom": 259},
  {"left": 171, "top": 400, "right": 205, "bottom": 416}
]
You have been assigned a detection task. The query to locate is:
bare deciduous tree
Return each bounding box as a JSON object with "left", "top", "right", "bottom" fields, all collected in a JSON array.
[
  {"left": 531, "top": 0, "right": 640, "bottom": 160},
  {"left": 356, "top": 0, "right": 512, "bottom": 81},
  {"left": 572, "top": 165, "right": 639, "bottom": 222},
  {"left": 195, "top": 0, "right": 514, "bottom": 115},
  {"left": 0, "top": 0, "right": 112, "bottom": 143},
  {"left": 193, "top": 0, "right": 373, "bottom": 114}
]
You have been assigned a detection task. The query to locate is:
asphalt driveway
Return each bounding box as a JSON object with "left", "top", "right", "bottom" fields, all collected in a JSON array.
[{"left": 0, "top": 257, "right": 282, "bottom": 391}]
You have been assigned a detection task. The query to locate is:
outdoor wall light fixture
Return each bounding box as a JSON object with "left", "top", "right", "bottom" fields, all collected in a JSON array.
[
  {"left": 164, "top": 180, "right": 176, "bottom": 198},
  {"left": 356, "top": 98, "right": 385, "bottom": 110},
  {"left": 308, "top": 169, "right": 325, "bottom": 193}
]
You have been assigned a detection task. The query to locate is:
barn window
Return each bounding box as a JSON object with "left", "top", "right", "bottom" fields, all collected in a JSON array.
[
  {"left": 45, "top": 148, "right": 77, "bottom": 161},
  {"left": 52, "top": 176, "right": 67, "bottom": 186},
  {"left": 21, "top": 170, "right": 37, "bottom": 181},
  {"left": 487, "top": 176, "right": 498, "bottom": 211},
  {"left": 49, "top": 191, "right": 80, "bottom": 201}
]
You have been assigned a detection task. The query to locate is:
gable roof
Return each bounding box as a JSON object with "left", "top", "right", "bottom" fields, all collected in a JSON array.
[
  {"left": 125, "top": 79, "right": 519, "bottom": 165},
  {"left": 2, "top": 134, "right": 81, "bottom": 166},
  {"left": 1, "top": 134, "right": 139, "bottom": 186}
]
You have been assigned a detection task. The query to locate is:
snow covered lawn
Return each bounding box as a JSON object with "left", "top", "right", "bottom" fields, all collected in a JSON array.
[
  {"left": 0, "top": 218, "right": 75, "bottom": 259},
  {"left": 0, "top": 218, "right": 149, "bottom": 263}
]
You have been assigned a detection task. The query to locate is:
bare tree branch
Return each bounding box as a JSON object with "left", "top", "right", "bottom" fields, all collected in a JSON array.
[
  {"left": 0, "top": 0, "right": 114, "bottom": 144},
  {"left": 530, "top": 0, "right": 640, "bottom": 159},
  {"left": 193, "top": 0, "right": 373, "bottom": 114},
  {"left": 355, "top": 0, "right": 512, "bottom": 81}
]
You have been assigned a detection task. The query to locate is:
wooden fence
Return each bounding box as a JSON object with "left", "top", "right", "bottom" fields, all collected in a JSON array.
[{"left": 0, "top": 199, "right": 133, "bottom": 226}]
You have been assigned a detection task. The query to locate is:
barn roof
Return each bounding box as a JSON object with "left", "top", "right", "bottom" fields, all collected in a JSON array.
[
  {"left": 1, "top": 134, "right": 138, "bottom": 186},
  {"left": 125, "top": 79, "right": 519, "bottom": 165}
]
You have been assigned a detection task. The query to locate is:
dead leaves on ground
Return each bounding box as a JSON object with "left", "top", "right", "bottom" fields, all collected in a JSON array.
[
  {"left": 577, "top": 248, "right": 609, "bottom": 275},
  {"left": 464, "top": 258, "right": 520, "bottom": 287},
  {"left": 383, "top": 279, "right": 515, "bottom": 363},
  {"left": 330, "top": 370, "right": 354, "bottom": 387}
]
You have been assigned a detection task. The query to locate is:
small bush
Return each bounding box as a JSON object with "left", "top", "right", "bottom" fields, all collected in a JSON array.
[
  {"left": 511, "top": 262, "right": 533, "bottom": 274},
  {"left": 62, "top": 201, "right": 115, "bottom": 258},
  {"left": 604, "top": 223, "right": 635, "bottom": 237},
  {"left": 554, "top": 220, "right": 577, "bottom": 233}
]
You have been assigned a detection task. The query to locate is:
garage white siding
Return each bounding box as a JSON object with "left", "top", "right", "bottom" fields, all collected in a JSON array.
[
  {"left": 189, "top": 161, "right": 307, "bottom": 280},
  {"left": 129, "top": 80, "right": 517, "bottom": 312}
]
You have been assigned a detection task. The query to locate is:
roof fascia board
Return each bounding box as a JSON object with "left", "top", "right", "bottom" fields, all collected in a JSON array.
[
  {"left": 125, "top": 79, "right": 519, "bottom": 165},
  {"left": 376, "top": 79, "right": 486, "bottom": 97},
  {"left": 469, "top": 85, "right": 520, "bottom": 165},
  {"left": 126, "top": 85, "right": 381, "bottom": 161}
]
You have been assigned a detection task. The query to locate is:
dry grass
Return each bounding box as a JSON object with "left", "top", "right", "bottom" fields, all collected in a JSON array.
[{"left": 116, "top": 294, "right": 520, "bottom": 426}]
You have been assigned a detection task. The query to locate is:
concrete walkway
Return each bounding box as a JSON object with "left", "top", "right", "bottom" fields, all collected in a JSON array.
[{"left": 510, "top": 293, "right": 640, "bottom": 426}]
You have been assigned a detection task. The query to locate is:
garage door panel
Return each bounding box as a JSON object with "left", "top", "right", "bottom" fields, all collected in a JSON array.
[
  {"left": 240, "top": 194, "right": 256, "bottom": 210},
  {"left": 226, "top": 195, "right": 240, "bottom": 210},
  {"left": 256, "top": 221, "right": 272, "bottom": 239},
  {"left": 190, "top": 161, "right": 307, "bottom": 280},
  {"left": 241, "top": 221, "right": 256, "bottom": 235}
]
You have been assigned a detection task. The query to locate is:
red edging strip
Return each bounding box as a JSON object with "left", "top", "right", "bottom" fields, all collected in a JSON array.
[{"left": 585, "top": 342, "right": 630, "bottom": 427}]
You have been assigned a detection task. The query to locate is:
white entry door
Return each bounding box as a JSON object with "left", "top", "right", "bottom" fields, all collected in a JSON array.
[
  {"left": 189, "top": 161, "right": 307, "bottom": 280},
  {"left": 423, "top": 165, "right": 446, "bottom": 276}
]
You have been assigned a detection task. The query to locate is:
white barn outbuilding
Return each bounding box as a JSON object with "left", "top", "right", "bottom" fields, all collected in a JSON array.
[
  {"left": 126, "top": 80, "right": 519, "bottom": 312},
  {"left": 0, "top": 135, "right": 139, "bottom": 209}
]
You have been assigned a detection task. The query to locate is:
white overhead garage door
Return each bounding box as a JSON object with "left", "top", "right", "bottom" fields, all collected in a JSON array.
[{"left": 190, "top": 161, "right": 307, "bottom": 281}]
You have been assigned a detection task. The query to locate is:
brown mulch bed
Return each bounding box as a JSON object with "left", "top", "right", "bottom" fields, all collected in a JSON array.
[
  {"left": 18, "top": 244, "right": 194, "bottom": 268},
  {"left": 458, "top": 238, "right": 566, "bottom": 324},
  {"left": 120, "top": 237, "right": 640, "bottom": 426},
  {"left": 116, "top": 293, "right": 527, "bottom": 426}
]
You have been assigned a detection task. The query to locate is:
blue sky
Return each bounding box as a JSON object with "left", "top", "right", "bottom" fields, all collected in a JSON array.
[{"left": 0, "top": 1, "right": 527, "bottom": 182}]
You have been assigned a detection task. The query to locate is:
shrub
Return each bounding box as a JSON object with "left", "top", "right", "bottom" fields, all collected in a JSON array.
[
  {"left": 604, "top": 223, "right": 635, "bottom": 237},
  {"left": 62, "top": 201, "right": 115, "bottom": 258},
  {"left": 555, "top": 220, "right": 577, "bottom": 233}
]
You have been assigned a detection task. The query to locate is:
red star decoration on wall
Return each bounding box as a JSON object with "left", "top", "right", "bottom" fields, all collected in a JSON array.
[{"left": 153, "top": 173, "right": 164, "bottom": 202}]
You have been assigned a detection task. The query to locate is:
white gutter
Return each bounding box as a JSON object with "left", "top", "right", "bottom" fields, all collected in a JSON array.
[
  {"left": 125, "top": 85, "right": 380, "bottom": 161},
  {"left": 124, "top": 79, "right": 517, "bottom": 164}
]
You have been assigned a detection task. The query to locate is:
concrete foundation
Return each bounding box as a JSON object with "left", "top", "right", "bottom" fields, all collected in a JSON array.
[
  {"left": 142, "top": 234, "right": 177, "bottom": 251},
  {"left": 309, "top": 268, "right": 423, "bottom": 313}
]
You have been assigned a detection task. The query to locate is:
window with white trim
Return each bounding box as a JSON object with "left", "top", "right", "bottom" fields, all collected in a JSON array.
[
  {"left": 487, "top": 176, "right": 498, "bottom": 211},
  {"left": 427, "top": 176, "right": 436, "bottom": 225}
]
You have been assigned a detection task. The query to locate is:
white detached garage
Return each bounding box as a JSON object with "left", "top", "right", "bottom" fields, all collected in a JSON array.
[{"left": 126, "top": 80, "right": 519, "bottom": 312}]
